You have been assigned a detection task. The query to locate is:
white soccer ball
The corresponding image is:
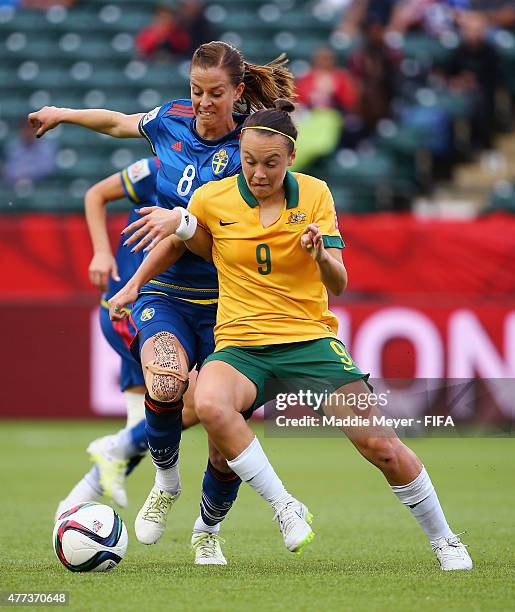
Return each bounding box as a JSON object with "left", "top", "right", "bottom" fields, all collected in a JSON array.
[{"left": 53, "top": 502, "right": 128, "bottom": 572}]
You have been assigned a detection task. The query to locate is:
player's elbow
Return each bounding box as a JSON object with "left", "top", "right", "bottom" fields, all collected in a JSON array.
[
  {"left": 330, "top": 269, "right": 347, "bottom": 296},
  {"left": 84, "top": 184, "right": 104, "bottom": 206}
]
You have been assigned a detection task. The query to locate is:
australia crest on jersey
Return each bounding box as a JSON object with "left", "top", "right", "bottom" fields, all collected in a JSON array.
[
  {"left": 286, "top": 210, "right": 307, "bottom": 225},
  {"left": 212, "top": 149, "right": 229, "bottom": 174}
]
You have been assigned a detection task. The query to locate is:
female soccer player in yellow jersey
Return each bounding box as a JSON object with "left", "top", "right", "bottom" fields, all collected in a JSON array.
[{"left": 119, "top": 100, "right": 472, "bottom": 570}]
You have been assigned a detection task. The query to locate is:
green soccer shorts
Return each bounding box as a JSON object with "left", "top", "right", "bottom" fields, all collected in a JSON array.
[{"left": 202, "top": 336, "right": 369, "bottom": 417}]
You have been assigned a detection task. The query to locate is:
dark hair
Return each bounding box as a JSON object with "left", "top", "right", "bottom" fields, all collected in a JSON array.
[
  {"left": 241, "top": 99, "right": 297, "bottom": 153},
  {"left": 191, "top": 41, "right": 295, "bottom": 112}
]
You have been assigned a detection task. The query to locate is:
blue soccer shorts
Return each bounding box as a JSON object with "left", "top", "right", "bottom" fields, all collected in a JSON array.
[
  {"left": 99, "top": 304, "right": 145, "bottom": 392},
  {"left": 129, "top": 293, "right": 217, "bottom": 371}
]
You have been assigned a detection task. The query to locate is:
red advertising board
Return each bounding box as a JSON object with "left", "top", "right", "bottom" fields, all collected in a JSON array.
[
  {"left": 1, "top": 301, "right": 513, "bottom": 419},
  {"left": 1, "top": 212, "right": 515, "bottom": 300},
  {"left": 1, "top": 212, "right": 513, "bottom": 418}
]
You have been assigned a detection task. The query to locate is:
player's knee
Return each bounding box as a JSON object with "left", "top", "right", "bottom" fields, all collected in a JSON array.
[
  {"left": 358, "top": 436, "right": 398, "bottom": 466},
  {"left": 143, "top": 332, "right": 189, "bottom": 403},
  {"left": 195, "top": 393, "right": 229, "bottom": 429},
  {"left": 147, "top": 374, "right": 188, "bottom": 403}
]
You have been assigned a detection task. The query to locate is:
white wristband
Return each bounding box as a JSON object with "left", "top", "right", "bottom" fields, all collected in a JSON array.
[{"left": 175, "top": 206, "right": 198, "bottom": 241}]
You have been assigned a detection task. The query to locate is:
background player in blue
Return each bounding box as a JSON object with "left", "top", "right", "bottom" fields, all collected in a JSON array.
[
  {"left": 29, "top": 40, "right": 295, "bottom": 565},
  {"left": 56, "top": 157, "right": 159, "bottom": 516}
]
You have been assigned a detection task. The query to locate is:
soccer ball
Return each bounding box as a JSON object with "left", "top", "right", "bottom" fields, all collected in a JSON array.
[{"left": 53, "top": 502, "right": 128, "bottom": 572}]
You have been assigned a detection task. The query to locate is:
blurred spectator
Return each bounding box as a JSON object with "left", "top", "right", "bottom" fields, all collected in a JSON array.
[
  {"left": 461, "top": 1, "right": 515, "bottom": 31},
  {"left": 135, "top": 3, "right": 191, "bottom": 59},
  {"left": 293, "top": 47, "right": 358, "bottom": 170},
  {"left": 296, "top": 46, "right": 358, "bottom": 112},
  {"left": 387, "top": 0, "right": 515, "bottom": 36},
  {"left": 441, "top": 11, "right": 501, "bottom": 148},
  {"left": 348, "top": 17, "right": 402, "bottom": 136},
  {"left": 135, "top": 1, "right": 211, "bottom": 60},
  {"left": 1, "top": 121, "right": 57, "bottom": 186},
  {"left": 178, "top": 0, "right": 212, "bottom": 52},
  {"left": 337, "top": 0, "right": 399, "bottom": 38},
  {"left": 387, "top": 0, "right": 457, "bottom": 36}
]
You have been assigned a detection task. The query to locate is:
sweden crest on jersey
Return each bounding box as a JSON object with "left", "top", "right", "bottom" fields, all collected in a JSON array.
[{"left": 212, "top": 149, "right": 229, "bottom": 174}]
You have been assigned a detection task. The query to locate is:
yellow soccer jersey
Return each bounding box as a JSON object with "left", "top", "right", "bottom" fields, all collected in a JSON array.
[{"left": 188, "top": 171, "right": 345, "bottom": 349}]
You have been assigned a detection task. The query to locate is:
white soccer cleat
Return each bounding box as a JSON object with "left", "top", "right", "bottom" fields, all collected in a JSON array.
[
  {"left": 273, "top": 497, "right": 314, "bottom": 554},
  {"left": 432, "top": 534, "right": 473, "bottom": 571},
  {"left": 135, "top": 486, "right": 181, "bottom": 545},
  {"left": 191, "top": 531, "right": 227, "bottom": 565},
  {"left": 87, "top": 436, "right": 128, "bottom": 508}
]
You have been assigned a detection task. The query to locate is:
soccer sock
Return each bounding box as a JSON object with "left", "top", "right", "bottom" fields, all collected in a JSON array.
[
  {"left": 125, "top": 453, "right": 145, "bottom": 477},
  {"left": 108, "top": 419, "right": 147, "bottom": 461},
  {"left": 129, "top": 419, "right": 148, "bottom": 454},
  {"left": 61, "top": 466, "right": 103, "bottom": 507},
  {"left": 124, "top": 389, "right": 146, "bottom": 428},
  {"left": 227, "top": 437, "right": 290, "bottom": 507},
  {"left": 194, "top": 460, "right": 242, "bottom": 532},
  {"left": 83, "top": 466, "right": 103, "bottom": 495},
  {"left": 391, "top": 466, "right": 454, "bottom": 543},
  {"left": 145, "top": 393, "right": 182, "bottom": 495},
  {"left": 125, "top": 419, "right": 148, "bottom": 476}
]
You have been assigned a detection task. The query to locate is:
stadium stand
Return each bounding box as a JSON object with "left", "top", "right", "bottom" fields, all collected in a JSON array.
[{"left": 1, "top": 0, "right": 515, "bottom": 213}]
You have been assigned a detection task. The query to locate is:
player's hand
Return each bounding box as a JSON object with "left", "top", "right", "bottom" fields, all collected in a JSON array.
[
  {"left": 27, "top": 106, "right": 65, "bottom": 138},
  {"left": 300, "top": 223, "right": 326, "bottom": 263},
  {"left": 108, "top": 283, "right": 138, "bottom": 321},
  {"left": 88, "top": 252, "right": 120, "bottom": 292},
  {"left": 122, "top": 206, "right": 181, "bottom": 253}
]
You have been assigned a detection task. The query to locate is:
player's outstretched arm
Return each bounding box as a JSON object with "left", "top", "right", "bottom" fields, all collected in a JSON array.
[
  {"left": 301, "top": 223, "right": 348, "bottom": 295},
  {"left": 183, "top": 229, "right": 213, "bottom": 262},
  {"left": 85, "top": 173, "right": 125, "bottom": 292},
  {"left": 123, "top": 206, "right": 213, "bottom": 261},
  {"left": 108, "top": 235, "right": 186, "bottom": 321},
  {"left": 28, "top": 106, "right": 144, "bottom": 138},
  {"left": 123, "top": 206, "right": 183, "bottom": 252}
]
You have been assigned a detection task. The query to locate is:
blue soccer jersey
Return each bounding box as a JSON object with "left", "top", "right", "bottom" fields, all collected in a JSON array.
[
  {"left": 103, "top": 156, "right": 160, "bottom": 302},
  {"left": 138, "top": 99, "right": 245, "bottom": 301},
  {"left": 99, "top": 156, "right": 159, "bottom": 391}
]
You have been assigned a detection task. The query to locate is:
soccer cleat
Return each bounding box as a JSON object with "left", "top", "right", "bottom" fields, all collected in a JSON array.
[
  {"left": 87, "top": 436, "right": 128, "bottom": 508},
  {"left": 273, "top": 497, "right": 314, "bottom": 554},
  {"left": 432, "top": 534, "right": 473, "bottom": 571},
  {"left": 134, "top": 486, "right": 181, "bottom": 545},
  {"left": 191, "top": 531, "right": 227, "bottom": 565}
]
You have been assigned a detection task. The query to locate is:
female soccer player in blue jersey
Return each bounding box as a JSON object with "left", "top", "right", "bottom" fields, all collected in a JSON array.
[{"left": 30, "top": 41, "right": 295, "bottom": 564}]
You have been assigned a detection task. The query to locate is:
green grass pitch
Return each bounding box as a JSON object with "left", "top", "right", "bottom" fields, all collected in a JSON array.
[{"left": 1, "top": 421, "right": 514, "bottom": 611}]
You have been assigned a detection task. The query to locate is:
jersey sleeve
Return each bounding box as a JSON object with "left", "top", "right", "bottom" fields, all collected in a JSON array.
[
  {"left": 138, "top": 104, "right": 168, "bottom": 155},
  {"left": 313, "top": 183, "right": 345, "bottom": 249},
  {"left": 187, "top": 185, "right": 211, "bottom": 234},
  {"left": 120, "top": 157, "right": 158, "bottom": 205}
]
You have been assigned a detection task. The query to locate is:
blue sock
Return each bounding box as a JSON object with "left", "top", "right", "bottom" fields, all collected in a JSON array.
[
  {"left": 129, "top": 419, "right": 148, "bottom": 453},
  {"left": 144, "top": 393, "right": 183, "bottom": 491},
  {"left": 199, "top": 460, "right": 242, "bottom": 527},
  {"left": 124, "top": 419, "right": 148, "bottom": 476},
  {"left": 125, "top": 454, "right": 145, "bottom": 477}
]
